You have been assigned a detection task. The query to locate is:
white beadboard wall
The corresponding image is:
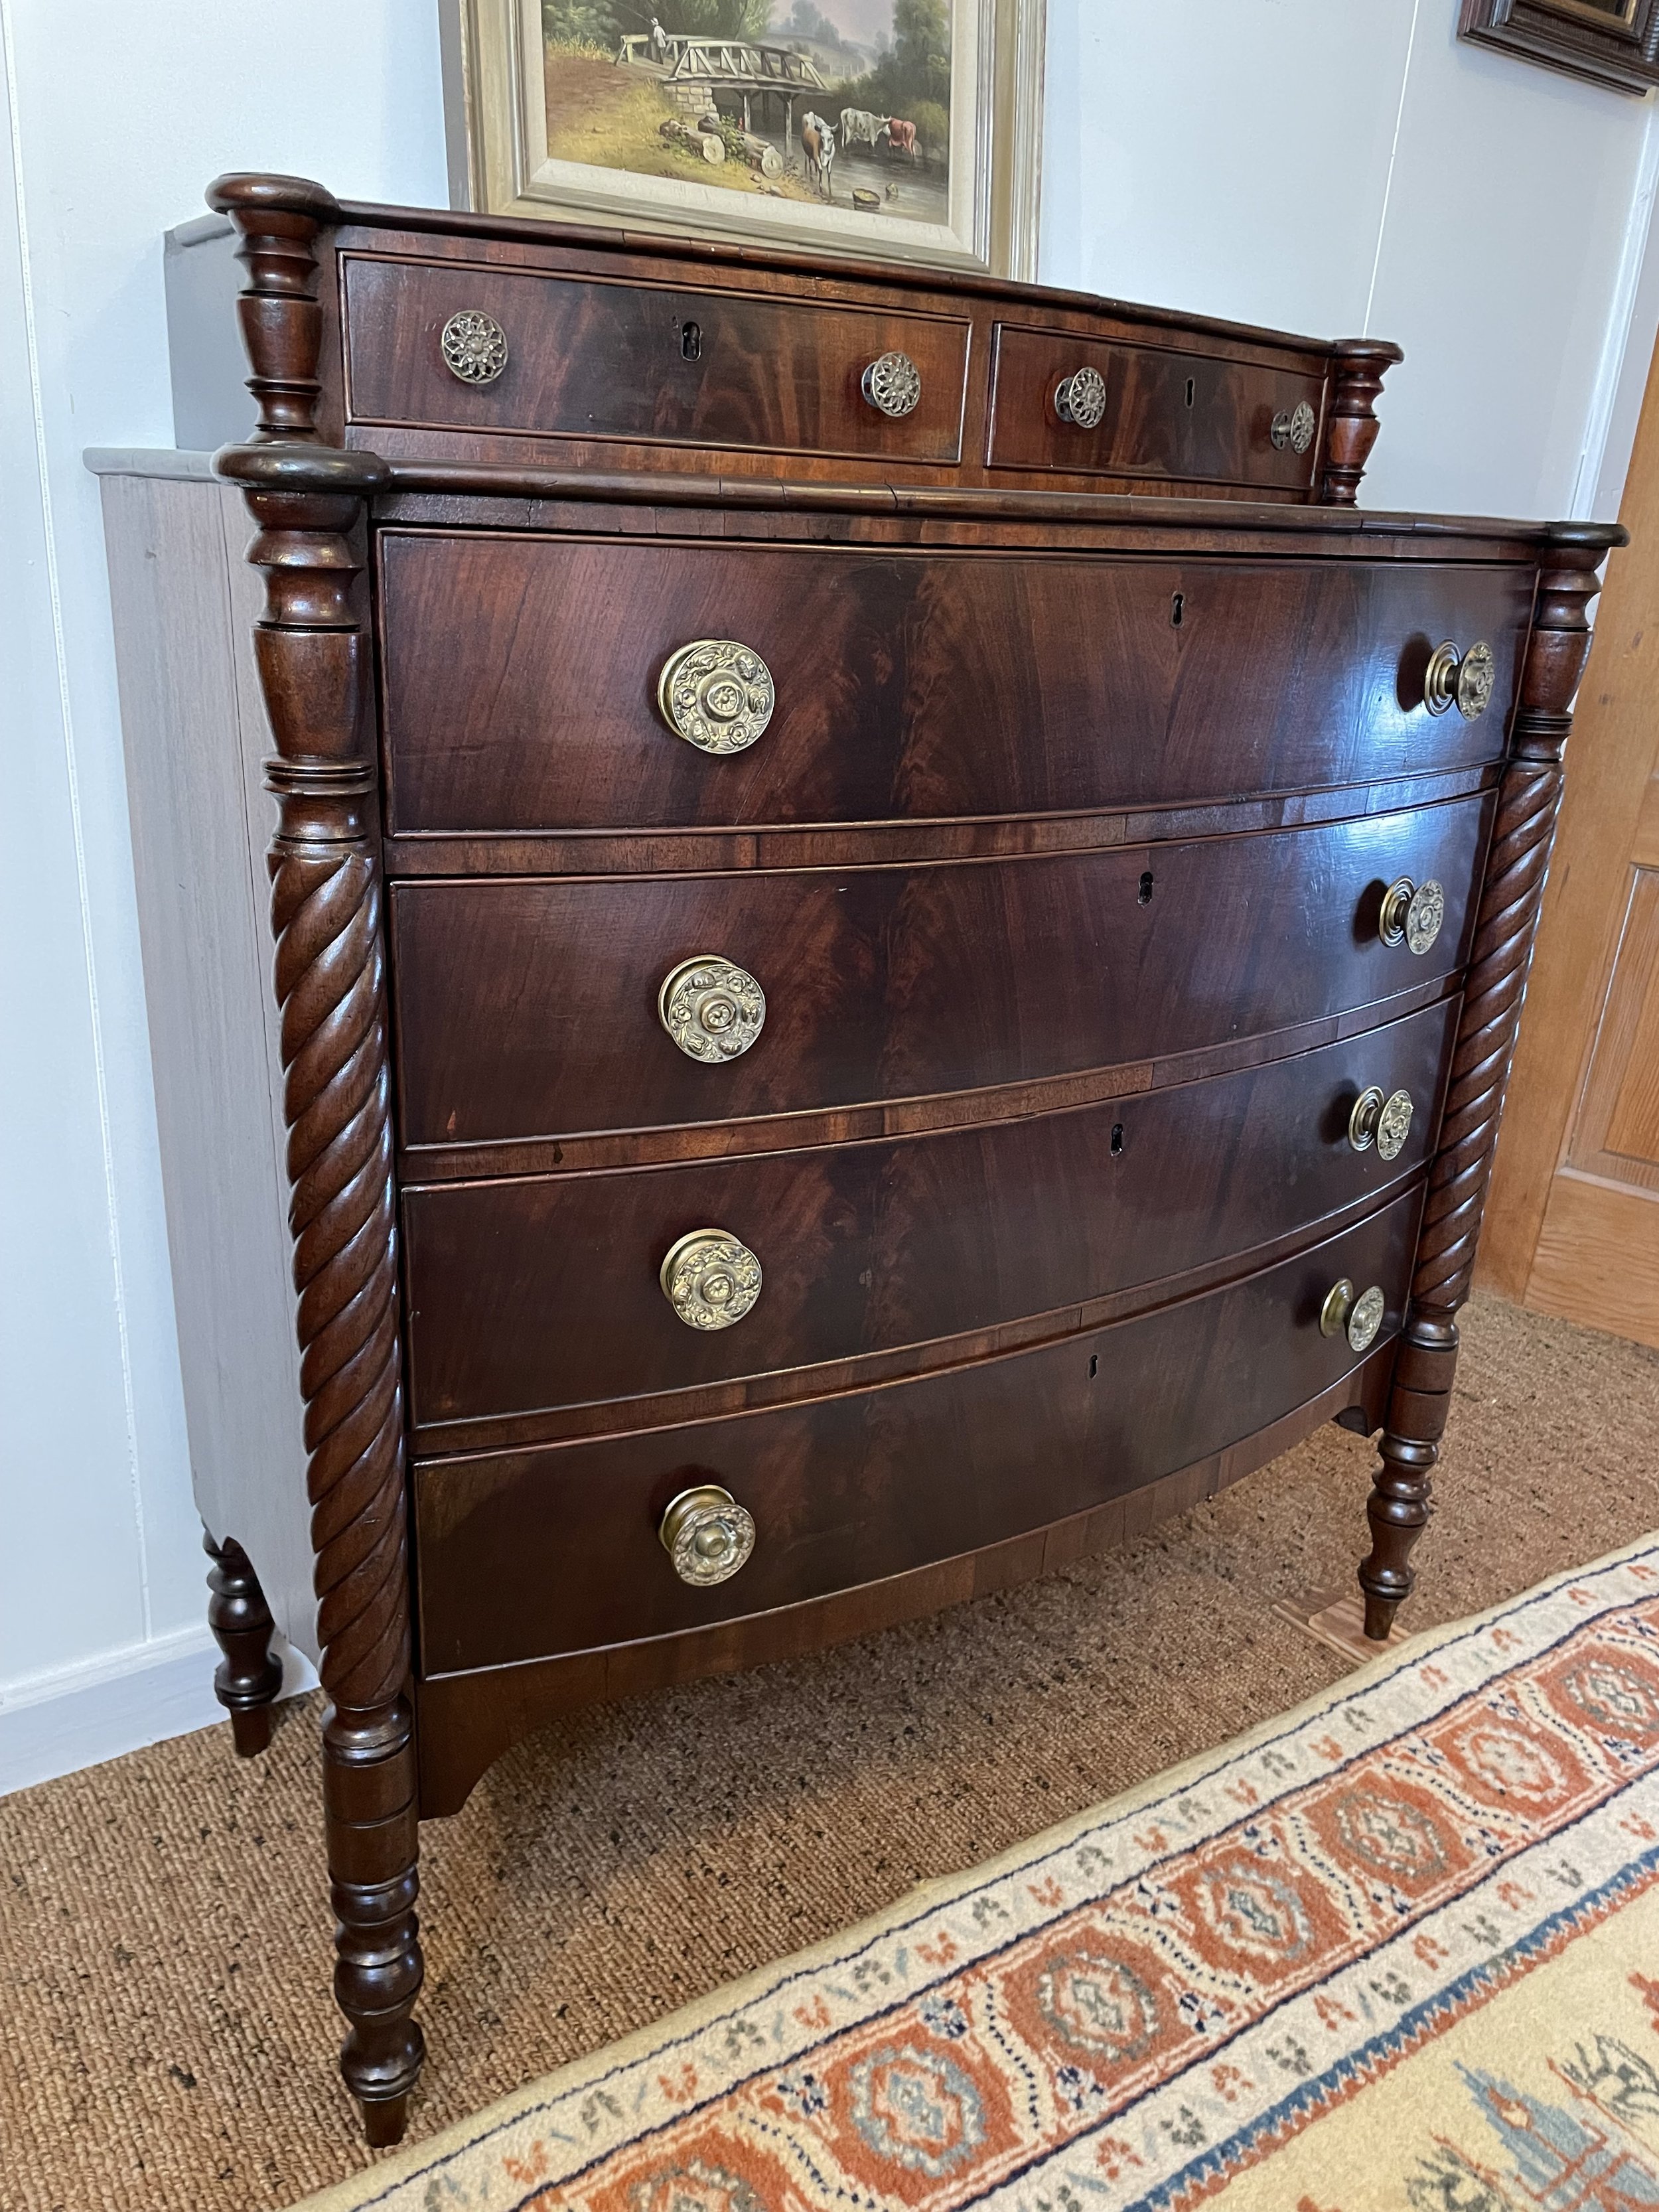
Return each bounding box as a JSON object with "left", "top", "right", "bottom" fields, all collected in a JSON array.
[{"left": 1, "top": 0, "right": 1654, "bottom": 1794}]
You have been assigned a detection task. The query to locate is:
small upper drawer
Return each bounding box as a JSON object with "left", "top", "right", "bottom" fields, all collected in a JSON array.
[
  {"left": 378, "top": 535, "right": 1531, "bottom": 836},
  {"left": 987, "top": 325, "right": 1325, "bottom": 488},
  {"left": 341, "top": 254, "right": 970, "bottom": 465}
]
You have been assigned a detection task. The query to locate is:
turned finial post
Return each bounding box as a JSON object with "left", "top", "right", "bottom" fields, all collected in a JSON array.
[{"left": 1321, "top": 340, "right": 1403, "bottom": 506}]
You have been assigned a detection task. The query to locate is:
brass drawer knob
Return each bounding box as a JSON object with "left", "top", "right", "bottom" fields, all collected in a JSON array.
[
  {"left": 861, "top": 350, "right": 922, "bottom": 418},
  {"left": 659, "top": 956, "right": 766, "bottom": 1063},
  {"left": 1379, "top": 875, "right": 1445, "bottom": 956},
  {"left": 440, "top": 310, "right": 508, "bottom": 385},
  {"left": 660, "top": 1484, "right": 756, "bottom": 1586},
  {"left": 1270, "top": 399, "right": 1317, "bottom": 453},
  {"left": 1348, "top": 1086, "right": 1414, "bottom": 1161},
  {"left": 657, "top": 640, "right": 776, "bottom": 755},
  {"left": 1321, "top": 1278, "right": 1386, "bottom": 1354},
  {"left": 1054, "top": 366, "right": 1108, "bottom": 429},
  {"left": 661, "top": 1228, "right": 762, "bottom": 1330},
  {"left": 1423, "top": 638, "right": 1496, "bottom": 719}
]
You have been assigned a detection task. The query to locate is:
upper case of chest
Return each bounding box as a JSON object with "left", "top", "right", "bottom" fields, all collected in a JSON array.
[{"left": 311, "top": 217, "right": 1539, "bottom": 1676}]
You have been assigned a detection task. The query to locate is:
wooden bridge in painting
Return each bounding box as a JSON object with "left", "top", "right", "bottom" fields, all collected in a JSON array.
[
  {"left": 616, "top": 35, "right": 829, "bottom": 144},
  {"left": 616, "top": 35, "right": 828, "bottom": 91}
]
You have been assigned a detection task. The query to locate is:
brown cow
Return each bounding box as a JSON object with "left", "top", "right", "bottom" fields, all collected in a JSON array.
[
  {"left": 800, "top": 111, "right": 836, "bottom": 197},
  {"left": 885, "top": 116, "right": 917, "bottom": 159}
]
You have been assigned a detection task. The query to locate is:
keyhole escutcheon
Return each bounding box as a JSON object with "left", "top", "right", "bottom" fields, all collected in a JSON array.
[
  {"left": 1138, "top": 870, "right": 1155, "bottom": 906},
  {"left": 1171, "top": 591, "right": 1185, "bottom": 628},
  {"left": 680, "top": 320, "right": 702, "bottom": 361},
  {"left": 1185, "top": 376, "right": 1196, "bottom": 409}
]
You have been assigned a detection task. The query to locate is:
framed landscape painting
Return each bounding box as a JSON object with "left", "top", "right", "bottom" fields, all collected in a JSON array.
[{"left": 442, "top": 0, "right": 1046, "bottom": 276}]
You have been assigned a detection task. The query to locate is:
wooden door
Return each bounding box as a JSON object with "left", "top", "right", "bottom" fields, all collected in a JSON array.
[{"left": 1481, "top": 343, "right": 1659, "bottom": 1347}]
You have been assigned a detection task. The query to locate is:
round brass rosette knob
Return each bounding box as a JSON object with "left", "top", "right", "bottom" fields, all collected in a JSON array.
[
  {"left": 658, "top": 956, "right": 766, "bottom": 1063},
  {"left": 440, "top": 310, "right": 508, "bottom": 385},
  {"left": 660, "top": 1485, "right": 756, "bottom": 1587},
  {"left": 657, "top": 640, "right": 776, "bottom": 755},
  {"left": 1348, "top": 1086, "right": 1414, "bottom": 1160},
  {"left": 1378, "top": 876, "right": 1445, "bottom": 956},
  {"left": 660, "top": 1228, "right": 762, "bottom": 1331},
  {"left": 1320, "top": 1278, "right": 1387, "bottom": 1354},
  {"left": 1376, "top": 1088, "right": 1413, "bottom": 1161},
  {"left": 861, "top": 350, "right": 922, "bottom": 418},
  {"left": 1423, "top": 638, "right": 1496, "bottom": 720},
  {"left": 1270, "top": 399, "right": 1317, "bottom": 454},
  {"left": 1054, "top": 366, "right": 1108, "bottom": 429}
]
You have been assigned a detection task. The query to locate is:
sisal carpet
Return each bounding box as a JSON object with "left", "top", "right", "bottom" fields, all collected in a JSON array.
[
  {"left": 291, "top": 1537, "right": 1659, "bottom": 2212},
  {"left": 1, "top": 1290, "right": 1657, "bottom": 2212}
]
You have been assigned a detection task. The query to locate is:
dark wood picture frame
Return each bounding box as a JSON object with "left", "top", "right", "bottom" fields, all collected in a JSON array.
[{"left": 1459, "top": 0, "right": 1659, "bottom": 94}]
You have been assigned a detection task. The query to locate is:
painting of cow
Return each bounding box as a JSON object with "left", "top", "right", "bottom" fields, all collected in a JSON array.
[{"left": 800, "top": 111, "right": 837, "bottom": 198}]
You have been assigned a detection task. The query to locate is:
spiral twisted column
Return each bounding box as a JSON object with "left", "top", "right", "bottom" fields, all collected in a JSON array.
[
  {"left": 1358, "top": 526, "right": 1623, "bottom": 1638},
  {"left": 217, "top": 437, "right": 419, "bottom": 2144}
]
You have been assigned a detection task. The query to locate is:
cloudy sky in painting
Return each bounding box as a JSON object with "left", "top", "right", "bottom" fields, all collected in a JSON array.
[{"left": 770, "top": 0, "right": 902, "bottom": 47}]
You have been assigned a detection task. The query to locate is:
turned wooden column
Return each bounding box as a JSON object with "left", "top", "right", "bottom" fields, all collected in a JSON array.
[
  {"left": 1358, "top": 522, "right": 1624, "bottom": 1638},
  {"left": 1320, "top": 340, "right": 1404, "bottom": 506},
  {"left": 208, "top": 172, "right": 421, "bottom": 2147}
]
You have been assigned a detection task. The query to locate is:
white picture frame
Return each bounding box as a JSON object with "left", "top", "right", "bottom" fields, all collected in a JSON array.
[{"left": 441, "top": 0, "right": 1045, "bottom": 279}]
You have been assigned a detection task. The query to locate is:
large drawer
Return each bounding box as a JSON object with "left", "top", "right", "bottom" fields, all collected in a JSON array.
[
  {"left": 342, "top": 254, "right": 971, "bottom": 465},
  {"left": 986, "top": 323, "right": 1323, "bottom": 489},
  {"left": 392, "top": 794, "right": 1490, "bottom": 1149},
  {"left": 413, "top": 1185, "right": 1421, "bottom": 1672},
  {"left": 377, "top": 534, "right": 1530, "bottom": 835},
  {"left": 401, "top": 1000, "right": 1455, "bottom": 1437}
]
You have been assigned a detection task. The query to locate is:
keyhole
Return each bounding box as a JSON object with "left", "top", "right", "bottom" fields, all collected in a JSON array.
[
  {"left": 1110, "top": 1122, "right": 1125, "bottom": 1157},
  {"left": 1171, "top": 591, "right": 1185, "bottom": 628},
  {"left": 1088, "top": 1353, "right": 1099, "bottom": 1378},
  {"left": 1185, "top": 377, "right": 1195, "bottom": 409},
  {"left": 680, "top": 320, "right": 702, "bottom": 361},
  {"left": 1138, "top": 870, "right": 1155, "bottom": 905}
]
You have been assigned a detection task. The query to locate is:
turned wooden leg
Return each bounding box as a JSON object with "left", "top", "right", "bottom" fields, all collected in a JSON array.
[
  {"left": 326, "top": 1698, "right": 425, "bottom": 2141},
  {"left": 1358, "top": 1438, "right": 1437, "bottom": 1641},
  {"left": 204, "top": 1530, "right": 283, "bottom": 1755},
  {"left": 1358, "top": 1309, "right": 1457, "bottom": 1641}
]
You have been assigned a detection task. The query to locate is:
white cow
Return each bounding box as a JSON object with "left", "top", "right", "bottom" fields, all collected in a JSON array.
[
  {"left": 800, "top": 111, "right": 837, "bottom": 197},
  {"left": 838, "top": 107, "right": 887, "bottom": 149}
]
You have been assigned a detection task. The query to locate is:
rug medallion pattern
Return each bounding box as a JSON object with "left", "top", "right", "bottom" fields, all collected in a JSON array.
[{"left": 297, "top": 1544, "right": 1659, "bottom": 2212}]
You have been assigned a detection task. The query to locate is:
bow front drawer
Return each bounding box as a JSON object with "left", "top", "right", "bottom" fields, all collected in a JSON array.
[
  {"left": 391, "top": 794, "right": 1490, "bottom": 1151},
  {"left": 342, "top": 254, "right": 970, "bottom": 463},
  {"left": 987, "top": 324, "right": 1325, "bottom": 488},
  {"left": 412, "top": 1184, "right": 1422, "bottom": 1671},
  {"left": 400, "top": 1001, "right": 1455, "bottom": 1445},
  {"left": 377, "top": 534, "right": 1530, "bottom": 834}
]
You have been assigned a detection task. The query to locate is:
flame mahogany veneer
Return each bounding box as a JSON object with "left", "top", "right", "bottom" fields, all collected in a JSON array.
[{"left": 169, "top": 171, "right": 1621, "bottom": 2142}]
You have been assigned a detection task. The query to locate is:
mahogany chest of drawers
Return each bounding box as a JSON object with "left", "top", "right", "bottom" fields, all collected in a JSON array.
[{"left": 100, "top": 172, "right": 1621, "bottom": 2143}]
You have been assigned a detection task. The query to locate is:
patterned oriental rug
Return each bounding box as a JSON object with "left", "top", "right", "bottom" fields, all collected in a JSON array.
[{"left": 297, "top": 1540, "right": 1659, "bottom": 2212}]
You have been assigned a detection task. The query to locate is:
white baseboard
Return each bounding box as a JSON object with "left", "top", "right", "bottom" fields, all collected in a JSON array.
[{"left": 0, "top": 1626, "right": 317, "bottom": 1799}]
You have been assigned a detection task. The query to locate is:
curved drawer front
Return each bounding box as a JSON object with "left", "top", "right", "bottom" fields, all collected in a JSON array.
[
  {"left": 413, "top": 1185, "right": 1421, "bottom": 1672},
  {"left": 987, "top": 324, "right": 1323, "bottom": 490},
  {"left": 378, "top": 534, "right": 1529, "bottom": 834},
  {"left": 343, "top": 256, "right": 970, "bottom": 465},
  {"left": 401, "top": 1000, "right": 1455, "bottom": 1436},
  {"left": 392, "top": 794, "right": 1489, "bottom": 1149}
]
